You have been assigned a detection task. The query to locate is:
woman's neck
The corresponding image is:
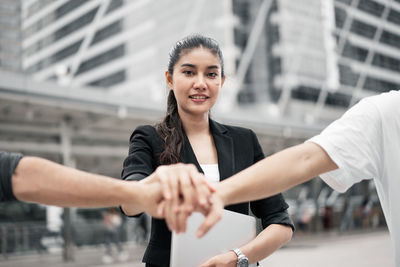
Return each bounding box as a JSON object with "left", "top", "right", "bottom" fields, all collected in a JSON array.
[{"left": 179, "top": 111, "right": 210, "bottom": 136}]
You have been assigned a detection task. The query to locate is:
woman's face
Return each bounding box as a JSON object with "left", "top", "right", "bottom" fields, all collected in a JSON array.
[{"left": 166, "top": 47, "right": 225, "bottom": 118}]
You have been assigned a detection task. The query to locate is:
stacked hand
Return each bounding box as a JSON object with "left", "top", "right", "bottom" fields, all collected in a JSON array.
[{"left": 133, "top": 163, "right": 225, "bottom": 237}]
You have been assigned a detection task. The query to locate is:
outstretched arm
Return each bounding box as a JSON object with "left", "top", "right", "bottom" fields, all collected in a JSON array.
[
  {"left": 197, "top": 142, "right": 337, "bottom": 237},
  {"left": 11, "top": 156, "right": 163, "bottom": 215}
]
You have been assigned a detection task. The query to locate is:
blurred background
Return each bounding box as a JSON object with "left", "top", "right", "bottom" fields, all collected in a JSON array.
[{"left": 0, "top": 0, "right": 398, "bottom": 266}]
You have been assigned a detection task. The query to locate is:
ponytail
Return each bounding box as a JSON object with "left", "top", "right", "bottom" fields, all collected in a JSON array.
[{"left": 155, "top": 90, "right": 184, "bottom": 164}]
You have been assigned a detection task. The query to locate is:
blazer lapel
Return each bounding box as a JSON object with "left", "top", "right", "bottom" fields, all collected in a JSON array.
[
  {"left": 182, "top": 132, "right": 203, "bottom": 173},
  {"left": 210, "top": 119, "right": 235, "bottom": 181}
]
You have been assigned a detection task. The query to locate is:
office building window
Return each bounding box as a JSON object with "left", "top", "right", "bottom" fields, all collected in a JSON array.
[
  {"left": 357, "top": 0, "right": 384, "bottom": 17},
  {"left": 54, "top": 8, "right": 98, "bottom": 41},
  {"left": 350, "top": 19, "right": 376, "bottom": 39},
  {"left": 24, "top": 7, "right": 98, "bottom": 56},
  {"left": 372, "top": 53, "right": 400, "bottom": 72},
  {"left": 91, "top": 20, "right": 122, "bottom": 46},
  {"left": 88, "top": 70, "right": 126, "bottom": 88},
  {"left": 326, "top": 92, "right": 351, "bottom": 107},
  {"left": 76, "top": 44, "right": 124, "bottom": 75},
  {"left": 342, "top": 42, "right": 368, "bottom": 62},
  {"left": 106, "top": 0, "right": 124, "bottom": 14},
  {"left": 364, "top": 76, "right": 399, "bottom": 93},
  {"left": 291, "top": 86, "right": 320, "bottom": 102},
  {"left": 25, "top": 39, "right": 83, "bottom": 73},
  {"left": 387, "top": 8, "right": 400, "bottom": 26},
  {"left": 380, "top": 30, "right": 400, "bottom": 49},
  {"left": 56, "top": 0, "right": 87, "bottom": 19},
  {"left": 335, "top": 6, "right": 347, "bottom": 28},
  {"left": 24, "top": 0, "right": 87, "bottom": 39}
]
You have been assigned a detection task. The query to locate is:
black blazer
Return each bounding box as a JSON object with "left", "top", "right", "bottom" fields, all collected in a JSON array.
[{"left": 122, "top": 119, "right": 294, "bottom": 267}]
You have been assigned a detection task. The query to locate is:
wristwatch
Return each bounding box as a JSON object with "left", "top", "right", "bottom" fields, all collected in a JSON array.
[{"left": 233, "top": 248, "right": 249, "bottom": 267}]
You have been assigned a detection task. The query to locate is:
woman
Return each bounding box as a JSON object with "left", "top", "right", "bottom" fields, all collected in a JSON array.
[{"left": 121, "top": 35, "right": 294, "bottom": 267}]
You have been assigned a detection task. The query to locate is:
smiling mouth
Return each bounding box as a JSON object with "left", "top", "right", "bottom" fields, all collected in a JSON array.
[{"left": 189, "top": 96, "right": 209, "bottom": 99}]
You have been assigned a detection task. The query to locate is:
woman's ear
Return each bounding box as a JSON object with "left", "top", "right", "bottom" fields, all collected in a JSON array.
[
  {"left": 221, "top": 75, "right": 226, "bottom": 87},
  {"left": 165, "top": 70, "right": 173, "bottom": 90}
]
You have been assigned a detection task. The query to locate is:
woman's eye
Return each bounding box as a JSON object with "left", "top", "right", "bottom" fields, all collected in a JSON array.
[
  {"left": 183, "top": 70, "right": 194, "bottom": 75},
  {"left": 208, "top": 72, "right": 217, "bottom": 78}
]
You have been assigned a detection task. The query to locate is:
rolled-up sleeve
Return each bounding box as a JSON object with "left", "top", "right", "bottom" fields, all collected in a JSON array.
[
  {"left": 251, "top": 195, "right": 294, "bottom": 231},
  {"left": 0, "top": 152, "right": 24, "bottom": 202}
]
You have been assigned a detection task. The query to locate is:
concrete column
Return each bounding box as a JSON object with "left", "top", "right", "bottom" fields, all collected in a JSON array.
[{"left": 60, "top": 118, "right": 74, "bottom": 262}]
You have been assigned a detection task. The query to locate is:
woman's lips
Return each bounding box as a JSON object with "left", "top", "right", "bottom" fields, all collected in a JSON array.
[{"left": 189, "top": 95, "right": 209, "bottom": 102}]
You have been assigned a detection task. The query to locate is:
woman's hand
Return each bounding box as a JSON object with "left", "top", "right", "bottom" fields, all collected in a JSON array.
[
  {"left": 195, "top": 190, "right": 225, "bottom": 238},
  {"left": 198, "top": 250, "right": 237, "bottom": 267},
  {"left": 143, "top": 163, "right": 216, "bottom": 232}
]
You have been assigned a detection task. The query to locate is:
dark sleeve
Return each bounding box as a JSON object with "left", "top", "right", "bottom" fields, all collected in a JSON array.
[
  {"left": 121, "top": 125, "right": 158, "bottom": 182},
  {"left": 248, "top": 131, "right": 295, "bottom": 232},
  {"left": 0, "top": 151, "right": 24, "bottom": 202},
  {"left": 120, "top": 126, "right": 158, "bottom": 217}
]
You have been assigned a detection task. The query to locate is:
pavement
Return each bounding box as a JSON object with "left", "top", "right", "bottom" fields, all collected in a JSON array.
[
  {"left": 260, "top": 230, "right": 394, "bottom": 267},
  {"left": 0, "top": 230, "right": 394, "bottom": 267}
]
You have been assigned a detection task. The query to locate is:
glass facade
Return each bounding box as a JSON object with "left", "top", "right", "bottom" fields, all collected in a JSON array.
[{"left": 232, "top": 0, "right": 400, "bottom": 111}]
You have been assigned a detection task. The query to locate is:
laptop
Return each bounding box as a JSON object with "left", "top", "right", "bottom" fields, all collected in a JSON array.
[{"left": 170, "top": 209, "right": 257, "bottom": 267}]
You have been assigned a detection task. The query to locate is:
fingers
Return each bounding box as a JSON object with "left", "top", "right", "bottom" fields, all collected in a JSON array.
[
  {"left": 156, "top": 200, "right": 166, "bottom": 218},
  {"left": 176, "top": 208, "right": 189, "bottom": 233},
  {"left": 164, "top": 200, "right": 177, "bottom": 231},
  {"left": 153, "top": 168, "right": 172, "bottom": 200},
  {"left": 178, "top": 168, "right": 196, "bottom": 213},
  {"left": 150, "top": 163, "right": 220, "bottom": 234},
  {"left": 156, "top": 163, "right": 212, "bottom": 212},
  {"left": 185, "top": 165, "right": 213, "bottom": 209},
  {"left": 196, "top": 195, "right": 223, "bottom": 238}
]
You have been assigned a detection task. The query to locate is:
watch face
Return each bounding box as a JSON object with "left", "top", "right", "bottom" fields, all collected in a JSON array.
[{"left": 238, "top": 257, "right": 249, "bottom": 267}]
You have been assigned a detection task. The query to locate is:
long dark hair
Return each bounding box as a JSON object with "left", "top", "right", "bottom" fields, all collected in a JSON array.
[{"left": 156, "top": 34, "right": 225, "bottom": 165}]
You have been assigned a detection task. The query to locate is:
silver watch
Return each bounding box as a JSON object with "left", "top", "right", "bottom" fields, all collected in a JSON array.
[{"left": 233, "top": 248, "right": 249, "bottom": 267}]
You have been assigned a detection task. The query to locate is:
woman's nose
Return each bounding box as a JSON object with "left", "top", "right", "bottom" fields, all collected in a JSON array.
[{"left": 193, "top": 74, "right": 206, "bottom": 90}]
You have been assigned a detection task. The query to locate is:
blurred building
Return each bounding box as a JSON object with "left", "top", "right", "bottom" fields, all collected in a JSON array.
[
  {"left": 20, "top": 0, "right": 236, "bottom": 108},
  {"left": 234, "top": 0, "right": 400, "bottom": 123},
  {"left": 0, "top": 0, "right": 22, "bottom": 72},
  {"left": 17, "top": 0, "right": 400, "bottom": 123}
]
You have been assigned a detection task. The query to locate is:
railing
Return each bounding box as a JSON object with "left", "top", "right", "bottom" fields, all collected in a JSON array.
[{"left": 0, "top": 222, "right": 47, "bottom": 259}]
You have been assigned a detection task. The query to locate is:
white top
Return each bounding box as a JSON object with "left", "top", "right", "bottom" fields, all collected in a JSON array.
[
  {"left": 307, "top": 90, "right": 400, "bottom": 266},
  {"left": 200, "top": 164, "right": 220, "bottom": 184}
]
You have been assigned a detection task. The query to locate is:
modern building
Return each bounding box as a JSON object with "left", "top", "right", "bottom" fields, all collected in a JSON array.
[
  {"left": 20, "top": 0, "right": 238, "bottom": 111},
  {"left": 19, "top": 0, "right": 400, "bottom": 124},
  {"left": 0, "top": 0, "right": 22, "bottom": 72},
  {"left": 233, "top": 0, "right": 400, "bottom": 123}
]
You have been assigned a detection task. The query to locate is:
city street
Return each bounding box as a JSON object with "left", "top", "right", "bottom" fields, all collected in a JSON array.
[{"left": 0, "top": 230, "right": 393, "bottom": 267}]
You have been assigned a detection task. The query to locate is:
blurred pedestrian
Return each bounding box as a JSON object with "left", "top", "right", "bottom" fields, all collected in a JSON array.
[
  {"left": 102, "top": 208, "right": 127, "bottom": 263},
  {"left": 135, "top": 213, "right": 149, "bottom": 244}
]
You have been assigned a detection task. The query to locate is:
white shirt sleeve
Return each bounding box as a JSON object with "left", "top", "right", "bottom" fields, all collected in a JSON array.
[{"left": 307, "top": 99, "right": 383, "bottom": 193}]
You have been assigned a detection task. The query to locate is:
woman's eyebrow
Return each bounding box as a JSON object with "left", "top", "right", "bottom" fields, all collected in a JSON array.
[
  {"left": 207, "top": 65, "right": 219, "bottom": 70},
  {"left": 180, "top": 63, "right": 195, "bottom": 68},
  {"left": 180, "top": 64, "right": 220, "bottom": 70}
]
